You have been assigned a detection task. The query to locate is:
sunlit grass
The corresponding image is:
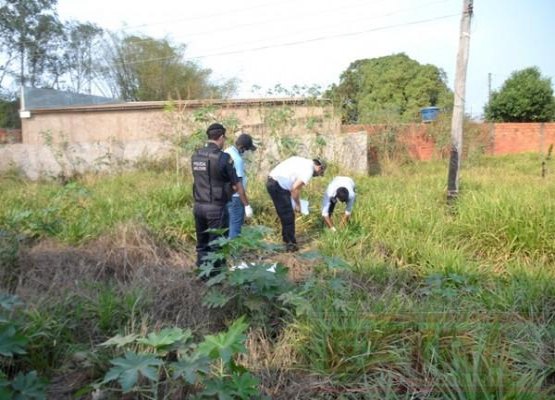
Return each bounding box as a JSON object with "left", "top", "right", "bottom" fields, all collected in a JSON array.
[{"left": 1, "top": 153, "right": 555, "bottom": 397}]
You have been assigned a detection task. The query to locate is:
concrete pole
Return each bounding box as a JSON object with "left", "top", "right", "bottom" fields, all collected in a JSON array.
[
  {"left": 447, "top": 0, "right": 473, "bottom": 201},
  {"left": 488, "top": 72, "right": 492, "bottom": 103}
]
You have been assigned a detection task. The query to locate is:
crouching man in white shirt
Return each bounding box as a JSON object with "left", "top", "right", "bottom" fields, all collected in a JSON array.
[{"left": 321, "top": 176, "right": 356, "bottom": 231}]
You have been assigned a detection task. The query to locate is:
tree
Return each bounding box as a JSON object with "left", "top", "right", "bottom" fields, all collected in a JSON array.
[
  {"left": 0, "top": 98, "right": 19, "bottom": 128},
  {"left": 60, "top": 21, "right": 103, "bottom": 93},
  {"left": 99, "top": 33, "right": 237, "bottom": 101},
  {"left": 484, "top": 67, "right": 555, "bottom": 122},
  {"left": 0, "top": 0, "right": 63, "bottom": 87},
  {"left": 326, "top": 53, "right": 453, "bottom": 124}
]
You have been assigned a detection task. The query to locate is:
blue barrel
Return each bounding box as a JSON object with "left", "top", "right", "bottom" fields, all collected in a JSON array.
[{"left": 420, "top": 106, "right": 440, "bottom": 122}]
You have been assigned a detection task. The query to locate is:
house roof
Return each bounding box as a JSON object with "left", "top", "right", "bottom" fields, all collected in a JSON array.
[{"left": 28, "top": 97, "right": 331, "bottom": 114}]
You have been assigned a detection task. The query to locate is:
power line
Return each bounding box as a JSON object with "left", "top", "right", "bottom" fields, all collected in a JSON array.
[
  {"left": 7, "top": 0, "right": 458, "bottom": 57},
  {"left": 91, "top": 0, "right": 392, "bottom": 49},
  {"left": 184, "top": 0, "right": 456, "bottom": 57},
  {"left": 163, "top": 0, "right": 381, "bottom": 40},
  {"left": 173, "top": 0, "right": 454, "bottom": 43},
  {"left": 103, "top": 12, "right": 459, "bottom": 68},
  {"left": 110, "top": 0, "right": 456, "bottom": 48}
]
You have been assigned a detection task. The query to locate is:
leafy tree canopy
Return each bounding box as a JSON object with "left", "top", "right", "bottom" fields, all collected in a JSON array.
[
  {"left": 326, "top": 53, "right": 453, "bottom": 124},
  {"left": 484, "top": 67, "right": 555, "bottom": 122},
  {"left": 0, "top": 0, "right": 103, "bottom": 93},
  {"left": 100, "top": 34, "right": 237, "bottom": 101},
  {"left": 0, "top": 0, "right": 62, "bottom": 87}
]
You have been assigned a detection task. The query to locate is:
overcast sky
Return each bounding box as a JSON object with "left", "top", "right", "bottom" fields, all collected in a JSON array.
[{"left": 56, "top": 0, "right": 554, "bottom": 118}]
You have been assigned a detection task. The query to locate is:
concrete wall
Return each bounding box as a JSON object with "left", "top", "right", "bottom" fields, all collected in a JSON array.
[
  {"left": 12, "top": 96, "right": 554, "bottom": 180},
  {"left": 0, "top": 140, "right": 174, "bottom": 180},
  {"left": 3, "top": 98, "right": 368, "bottom": 179},
  {"left": 21, "top": 98, "right": 340, "bottom": 145},
  {"left": 0, "top": 132, "right": 367, "bottom": 180}
]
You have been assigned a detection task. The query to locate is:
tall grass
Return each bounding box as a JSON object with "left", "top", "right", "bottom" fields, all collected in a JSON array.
[{"left": 1, "top": 153, "right": 554, "bottom": 397}]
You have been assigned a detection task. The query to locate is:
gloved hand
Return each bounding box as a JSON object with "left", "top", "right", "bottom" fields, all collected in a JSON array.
[
  {"left": 245, "top": 204, "right": 253, "bottom": 219},
  {"left": 330, "top": 226, "right": 337, "bottom": 233}
]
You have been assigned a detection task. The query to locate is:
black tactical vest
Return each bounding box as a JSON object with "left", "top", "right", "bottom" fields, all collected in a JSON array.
[{"left": 192, "top": 146, "right": 232, "bottom": 205}]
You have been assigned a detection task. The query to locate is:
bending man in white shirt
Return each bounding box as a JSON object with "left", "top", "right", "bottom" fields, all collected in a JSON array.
[
  {"left": 266, "top": 157, "right": 325, "bottom": 252},
  {"left": 321, "top": 176, "right": 356, "bottom": 231}
]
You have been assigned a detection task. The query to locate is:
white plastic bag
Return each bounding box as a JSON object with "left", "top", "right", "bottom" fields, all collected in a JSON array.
[
  {"left": 230, "top": 261, "right": 277, "bottom": 273},
  {"left": 291, "top": 198, "right": 309, "bottom": 215}
]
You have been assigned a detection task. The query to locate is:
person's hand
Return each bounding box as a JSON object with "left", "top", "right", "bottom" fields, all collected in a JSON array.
[
  {"left": 330, "top": 226, "right": 337, "bottom": 233},
  {"left": 245, "top": 205, "right": 253, "bottom": 219},
  {"left": 294, "top": 204, "right": 301, "bottom": 213}
]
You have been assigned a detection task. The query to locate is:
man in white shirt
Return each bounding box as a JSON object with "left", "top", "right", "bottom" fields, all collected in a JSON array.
[
  {"left": 321, "top": 176, "right": 356, "bottom": 231},
  {"left": 224, "top": 133, "right": 257, "bottom": 238},
  {"left": 266, "top": 157, "right": 325, "bottom": 251}
]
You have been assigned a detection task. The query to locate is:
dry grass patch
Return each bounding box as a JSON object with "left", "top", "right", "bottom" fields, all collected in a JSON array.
[{"left": 13, "top": 223, "right": 233, "bottom": 334}]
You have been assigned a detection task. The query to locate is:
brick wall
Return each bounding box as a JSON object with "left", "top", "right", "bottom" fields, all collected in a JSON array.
[
  {"left": 492, "top": 123, "right": 541, "bottom": 155},
  {"left": 0, "top": 128, "right": 22, "bottom": 144},
  {"left": 344, "top": 122, "right": 555, "bottom": 161},
  {"left": 344, "top": 123, "right": 443, "bottom": 161}
]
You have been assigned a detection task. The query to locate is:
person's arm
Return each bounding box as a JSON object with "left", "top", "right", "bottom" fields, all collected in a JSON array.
[
  {"left": 290, "top": 179, "right": 305, "bottom": 212},
  {"left": 323, "top": 215, "right": 334, "bottom": 229},
  {"left": 341, "top": 214, "right": 350, "bottom": 226},
  {"left": 232, "top": 181, "right": 249, "bottom": 207},
  {"left": 321, "top": 192, "right": 334, "bottom": 229},
  {"left": 341, "top": 195, "right": 355, "bottom": 225}
]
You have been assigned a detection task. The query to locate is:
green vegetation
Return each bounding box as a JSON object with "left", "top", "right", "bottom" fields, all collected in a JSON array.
[
  {"left": 0, "top": 294, "right": 47, "bottom": 399},
  {"left": 326, "top": 53, "right": 453, "bottom": 123},
  {"left": 0, "top": 99, "right": 20, "bottom": 129},
  {"left": 103, "top": 34, "right": 237, "bottom": 101},
  {"left": 0, "top": 1, "right": 235, "bottom": 103},
  {"left": 485, "top": 67, "right": 555, "bottom": 122},
  {"left": 1, "top": 153, "right": 554, "bottom": 398}
]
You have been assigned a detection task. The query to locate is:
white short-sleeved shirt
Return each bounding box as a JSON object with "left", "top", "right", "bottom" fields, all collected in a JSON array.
[
  {"left": 321, "top": 176, "right": 356, "bottom": 217},
  {"left": 224, "top": 145, "right": 245, "bottom": 197},
  {"left": 268, "top": 157, "right": 314, "bottom": 191}
]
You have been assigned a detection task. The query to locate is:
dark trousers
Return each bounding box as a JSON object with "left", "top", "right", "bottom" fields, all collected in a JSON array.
[
  {"left": 266, "top": 178, "right": 296, "bottom": 245},
  {"left": 194, "top": 202, "right": 229, "bottom": 271}
]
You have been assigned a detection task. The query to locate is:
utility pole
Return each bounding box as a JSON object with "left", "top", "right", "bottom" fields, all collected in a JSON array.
[
  {"left": 447, "top": 0, "right": 473, "bottom": 202},
  {"left": 488, "top": 72, "right": 492, "bottom": 103}
]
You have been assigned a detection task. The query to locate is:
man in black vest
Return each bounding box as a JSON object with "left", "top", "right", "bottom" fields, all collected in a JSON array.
[{"left": 192, "top": 123, "right": 249, "bottom": 275}]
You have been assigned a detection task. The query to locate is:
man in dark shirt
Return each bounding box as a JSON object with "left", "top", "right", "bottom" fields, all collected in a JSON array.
[{"left": 192, "top": 123, "right": 248, "bottom": 276}]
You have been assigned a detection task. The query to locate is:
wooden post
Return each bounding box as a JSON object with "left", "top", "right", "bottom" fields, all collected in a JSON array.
[{"left": 447, "top": 0, "right": 473, "bottom": 201}]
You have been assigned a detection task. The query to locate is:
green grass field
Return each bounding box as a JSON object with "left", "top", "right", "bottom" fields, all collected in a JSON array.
[{"left": 1, "top": 153, "right": 554, "bottom": 398}]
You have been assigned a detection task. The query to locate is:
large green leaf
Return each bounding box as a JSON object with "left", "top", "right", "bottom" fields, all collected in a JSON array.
[
  {"left": 202, "top": 289, "right": 234, "bottom": 309},
  {"left": 0, "top": 293, "right": 23, "bottom": 312},
  {"left": 100, "top": 334, "right": 138, "bottom": 348},
  {"left": 137, "top": 327, "right": 192, "bottom": 350},
  {"left": 0, "top": 325, "right": 27, "bottom": 357},
  {"left": 101, "top": 352, "right": 162, "bottom": 393},
  {"left": 197, "top": 317, "right": 247, "bottom": 364},
  {"left": 171, "top": 353, "right": 211, "bottom": 384},
  {"left": 10, "top": 371, "right": 47, "bottom": 400},
  {"left": 201, "top": 378, "right": 233, "bottom": 400},
  {"left": 0, "top": 373, "right": 12, "bottom": 399},
  {"left": 227, "top": 372, "right": 260, "bottom": 399}
]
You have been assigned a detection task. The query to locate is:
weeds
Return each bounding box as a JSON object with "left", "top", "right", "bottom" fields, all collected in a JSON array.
[
  {"left": 0, "top": 154, "right": 554, "bottom": 398},
  {"left": 97, "top": 317, "right": 260, "bottom": 399},
  {"left": 0, "top": 293, "right": 48, "bottom": 399}
]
